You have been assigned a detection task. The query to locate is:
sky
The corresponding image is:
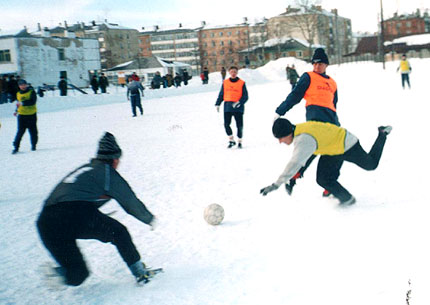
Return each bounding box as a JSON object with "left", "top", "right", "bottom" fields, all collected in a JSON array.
[{"left": 0, "top": 0, "right": 428, "bottom": 35}]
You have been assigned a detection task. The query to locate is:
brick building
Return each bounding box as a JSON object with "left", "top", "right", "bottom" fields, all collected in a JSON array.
[
  {"left": 198, "top": 22, "right": 250, "bottom": 72},
  {"left": 383, "top": 10, "right": 430, "bottom": 41}
]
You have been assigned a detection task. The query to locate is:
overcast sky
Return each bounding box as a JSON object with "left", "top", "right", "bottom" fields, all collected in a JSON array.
[{"left": 0, "top": 0, "right": 428, "bottom": 35}]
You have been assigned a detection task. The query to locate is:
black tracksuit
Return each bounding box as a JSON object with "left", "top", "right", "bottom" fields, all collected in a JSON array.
[{"left": 37, "top": 159, "right": 154, "bottom": 286}]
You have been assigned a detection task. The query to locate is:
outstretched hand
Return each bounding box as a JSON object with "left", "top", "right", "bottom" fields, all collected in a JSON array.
[{"left": 260, "top": 183, "right": 279, "bottom": 196}]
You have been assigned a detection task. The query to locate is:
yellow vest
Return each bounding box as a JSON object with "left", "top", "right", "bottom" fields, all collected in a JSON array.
[
  {"left": 399, "top": 60, "right": 410, "bottom": 73},
  {"left": 294, "top": 121, "right": 346, "bottom": 155},
  {"left": 17, "top": 89, "right": 37, "bottom": 115}
]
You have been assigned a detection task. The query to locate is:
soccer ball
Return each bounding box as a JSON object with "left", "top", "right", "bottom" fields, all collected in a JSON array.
[{"left": 204, "top": 203, "right": 224, "bottom": 225}]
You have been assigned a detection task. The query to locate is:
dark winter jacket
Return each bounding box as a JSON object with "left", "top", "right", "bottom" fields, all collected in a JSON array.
[
  {"left": 58, "top": 79, "right": 68, "bottom": 91},
  {"left": 276, "top": 72, "right": 339, "bottom": 126},
  {"left": 90, "top": 78, "right": 99, "bottom": 89},
  {"left": 99, "top": 76, "right": 109, "bottom": 88},
  {"left": 289, "top": 68, "right": 299, "bottom": 85},
  {"left": 127, "top": 80, "right": 144, "bottom": 97},
  {"left": 215, "top": 77, "right": 249, "bottom": 113},
  {"left": 43, "top": 159, "right": 154, "bottom": 225}
]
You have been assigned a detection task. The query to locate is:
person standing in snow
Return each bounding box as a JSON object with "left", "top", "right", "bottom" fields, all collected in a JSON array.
[
  {"left": 288, "top": 64, "right": 299, "bottom": 90},
  {"left": 127, "top": 76, "right": 144, "bottom": 117},
  {"left": 260, "top": 119, "right": 392, "bottom": 205},
  {"left": 36, "top": 132, "right": 157, "bottom": 286},
  {"left": 221, "top": 67, "right": 227, "bottom": 80},
  {"left": 90, "top": 75, "right": 99, "bottom": 94},
  {"left": 57, "top": 76, "right": 68, "bottom": 96},
  {"left": 397, "top": 54, "right": 411, "bottom": 89},
  {"left": 12, "top": 79, "right": 38, "bottom": 154},
  {"left": 215, "top": 66, "right": 249, "bottom": 148},
  {"left": 202, "top": 66, "right": 209, "bottom": 84},
  {"left": 274, "top": 48, "right": 340, "bottom": 196},
  {"left": 98, "top": 73, "right": 109, "bottom": 93}
]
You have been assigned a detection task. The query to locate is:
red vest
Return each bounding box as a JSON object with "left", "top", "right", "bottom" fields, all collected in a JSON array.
[
  {"left": 304, "top": 72, "right": 337, "bottom": 112},
  {"left": 223, "top": 78, "right": 245, "bottom": 102}
]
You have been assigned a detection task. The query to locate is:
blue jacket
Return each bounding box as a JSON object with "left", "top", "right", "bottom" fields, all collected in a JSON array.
[
  {"left": 215, "top": 77, "right": 249, "bottom": 113},
  {"left": 276, "top": 72, "right": 340, "bottom": 126}
]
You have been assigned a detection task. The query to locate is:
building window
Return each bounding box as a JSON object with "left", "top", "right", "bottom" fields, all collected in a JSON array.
[
  {"left": 219, "top": 32, "right": 223, "bottom": 36},
  {"left": 220, "top": 41, "right": 224, "bottom": 46},
  {"left": 0, "top": 49, "right": 11, "bottom": 62},
  {"left": 202, "top": 33, "right": 207, "bottom": 38},
  {"left": 297, "top": 51, "right": 303, "bottom": 57},
  {"left": 220, "top": 50, "right": 224, "bottom": 55},
  {"left": 212, "top": 41, "right": 216, "bottom": 47},
  {"left": 58, "top": 48, "right": 65, "bottom": 61},
  {"left": 227, "top": 32, "right": 232, "bottom": 36},
  {"left": 210, "top": 32, "right": 215, "bottom": 37}
]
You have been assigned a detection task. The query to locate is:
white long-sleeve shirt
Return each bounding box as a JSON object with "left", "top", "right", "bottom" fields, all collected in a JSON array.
[{"left": 274, "top": 131, "right": 359, "bottom": 186}]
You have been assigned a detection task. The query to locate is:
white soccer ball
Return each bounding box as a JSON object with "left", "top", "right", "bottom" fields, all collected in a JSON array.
[{"left": 204, "top": 203, "right": 225, "bottom": 225}]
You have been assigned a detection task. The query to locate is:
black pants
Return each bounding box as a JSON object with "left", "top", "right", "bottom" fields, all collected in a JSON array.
[
  {"left": 224, "top": 112, "right": 243, "bottom": 139},
  {"left": 36, "top": 202, "right": 141, "bottom": 286},
  {"left": 13, "top": 114, "right": 38, "bottom": 149},
  {"left": 401, "top": 74, "right": 410, "bottom": 88},
  {"left": 316, "top": 132, "right": 387, "bottom": 202},
  {"left": 100, "top": 86, "right": 107, "bottom": 93},
  {"left": 60, "top": 89, "right": 67, "bottom": 96},
  {"left": 130, "top": 95, "right": 143, "bottom": 116}
]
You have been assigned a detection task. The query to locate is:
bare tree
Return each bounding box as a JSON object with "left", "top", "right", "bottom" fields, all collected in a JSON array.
[{"left": 288, "top": 0, "right": 322, "bottom": 61}]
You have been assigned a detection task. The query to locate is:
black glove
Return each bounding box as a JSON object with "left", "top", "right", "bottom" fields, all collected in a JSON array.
[{"left": 260, "top": 183, "right": 279, "bottom": 196}]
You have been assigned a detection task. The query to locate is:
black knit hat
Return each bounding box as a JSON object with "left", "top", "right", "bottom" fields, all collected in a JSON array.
[
  {"left": 96, "top": 132, "right": 122, "bottom": 160},
  {"left": 272, "top": 118, "right": 295, "bottom": 138},
  {"left": 311, "top": 48, "right": 329, "bottom": 65}
]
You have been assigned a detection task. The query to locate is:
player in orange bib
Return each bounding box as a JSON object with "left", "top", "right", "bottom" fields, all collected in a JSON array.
[
  {"left": 274, "top": 48, "right": 340, "bottom": 196},
  {"left": 215, "top": 66, "right": 249, "bottom": 148}
]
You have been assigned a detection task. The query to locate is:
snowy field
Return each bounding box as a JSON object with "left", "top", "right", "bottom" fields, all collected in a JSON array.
[{"left": 1, "top": 57, "right": 430, "bottom": 305}]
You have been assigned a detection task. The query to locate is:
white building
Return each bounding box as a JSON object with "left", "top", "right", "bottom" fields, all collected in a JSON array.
[{"left": 0, "top": 29, "right": 100, "bottom": 87}]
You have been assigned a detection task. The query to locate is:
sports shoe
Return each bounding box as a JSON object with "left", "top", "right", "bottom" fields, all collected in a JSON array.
[
  {"left": 378, "top": 126, "right": 392, "bottom": 136},
  {"left": 12, "top": 148, "right": 18, "bottom": 154},
  {"left": 227, "top": 141, "right": 236, "bottom": 148},
  {"left": 339, "top": 195, "right": 356, "bottom": 206},
  {"left": 31, "top": 146, "right": 36, "bottom": 151},
  {"left": 322, "top": 189, "right": 331, "bottom": 197},
  {"left": 129, "top": 261, "right": 150, "bottom": 283},
  {"left": 238, "top": 143, "right": 242, "bottom": 149}
]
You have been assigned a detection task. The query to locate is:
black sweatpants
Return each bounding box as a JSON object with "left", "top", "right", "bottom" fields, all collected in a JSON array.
[
  {"left": 13, "top": 114, "right": 38, "bottom": 150},
  {"left": 224, "top": 112, "right": 243, "bottom": 138},
  {"left": 36, "top": 201, "right": 141, "bottom": 286},
  {"left": 130, "top": 95, "right": 143, "bottom": 116},
  {"left": 401, "top": 74, "right": 410, "bottom": 89},
  {"left": 316, "top": 132, "right": 387, "bottom": 202}
]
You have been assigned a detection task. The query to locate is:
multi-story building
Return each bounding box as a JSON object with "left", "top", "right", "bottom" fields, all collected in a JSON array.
[
  {"left": 83, "top": 21, "right": 140, "bottom": 70},
  {"left": 267, "top": 5, "right": 352, "bottom": 61},
  {"left": 198, "top": 22, "right": 251, "bottom": 72},
  {"left": 139, "top": 25, "right": 200, "bottom": 74},
  {"left": 0, "top": 28, "right": 100, "bottom": 87},
  {"left": 383, "top": 10, "right": 430, "bottom": 41}
]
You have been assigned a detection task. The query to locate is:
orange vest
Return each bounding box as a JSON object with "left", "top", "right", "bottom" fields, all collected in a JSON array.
[
  {"left": 223, "top": 78, "right": 245, "bottom": 102},
  {"left": 304, "top": 72, "right": 337, "bottom": 112}
]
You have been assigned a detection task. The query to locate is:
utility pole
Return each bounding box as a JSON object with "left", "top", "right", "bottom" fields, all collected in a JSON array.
[{"left": 380, "top": 0, "right": 386, "bottom": 69}]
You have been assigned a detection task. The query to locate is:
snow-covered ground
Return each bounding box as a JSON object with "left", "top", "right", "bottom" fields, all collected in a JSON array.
[{"left": 1, "top": 57, "right": 429, "bottom": 305}]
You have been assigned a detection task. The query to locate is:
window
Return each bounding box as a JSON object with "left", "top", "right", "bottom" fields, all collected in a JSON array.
[
  {"left": 210, "top": 32, "right": 215, "bottom": 37},
  {"left": 219, "top": 32, "right": 223, "bottom": 36},
  {"left": 220, "top": 41, "right": 224, "bottom": 46},
  {"left": 0, "top": 49, "right": 11, "bottom": 62},
  {"left": 58, "top": 48, "right": 65, "bottom": 61},
  {"left": 220, "top": 50, "right": 224, "bottom": 55},
  {"left": 227, "top": 32, "right": 232, "bottom": 36},
  {"left": 211, "top": 41, "right": 216, "bottom": 47}
]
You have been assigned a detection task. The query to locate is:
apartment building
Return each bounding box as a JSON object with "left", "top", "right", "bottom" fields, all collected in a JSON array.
[
  {"left": 198, "top": 22, "right": 250, "bottom": 72},
  {"left": 139, "top": 25, "right": 200, "bottom": 74},
  {"left": 383, "top": 10, "right": 430, "bottom": 41}
]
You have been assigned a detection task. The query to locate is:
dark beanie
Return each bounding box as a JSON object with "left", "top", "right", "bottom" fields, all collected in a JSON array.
[
  {"left": 18, "top": 79, "right": 27, "bottom": 85},
  {"left": 311, "top": 48, "right": 329, "bottom": 65},
  {"left": 96, "top": 132, "right": 122, "bottom": 160},
  {"left": 272, "top": 118, "right": 295, "bottom": 138}
]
